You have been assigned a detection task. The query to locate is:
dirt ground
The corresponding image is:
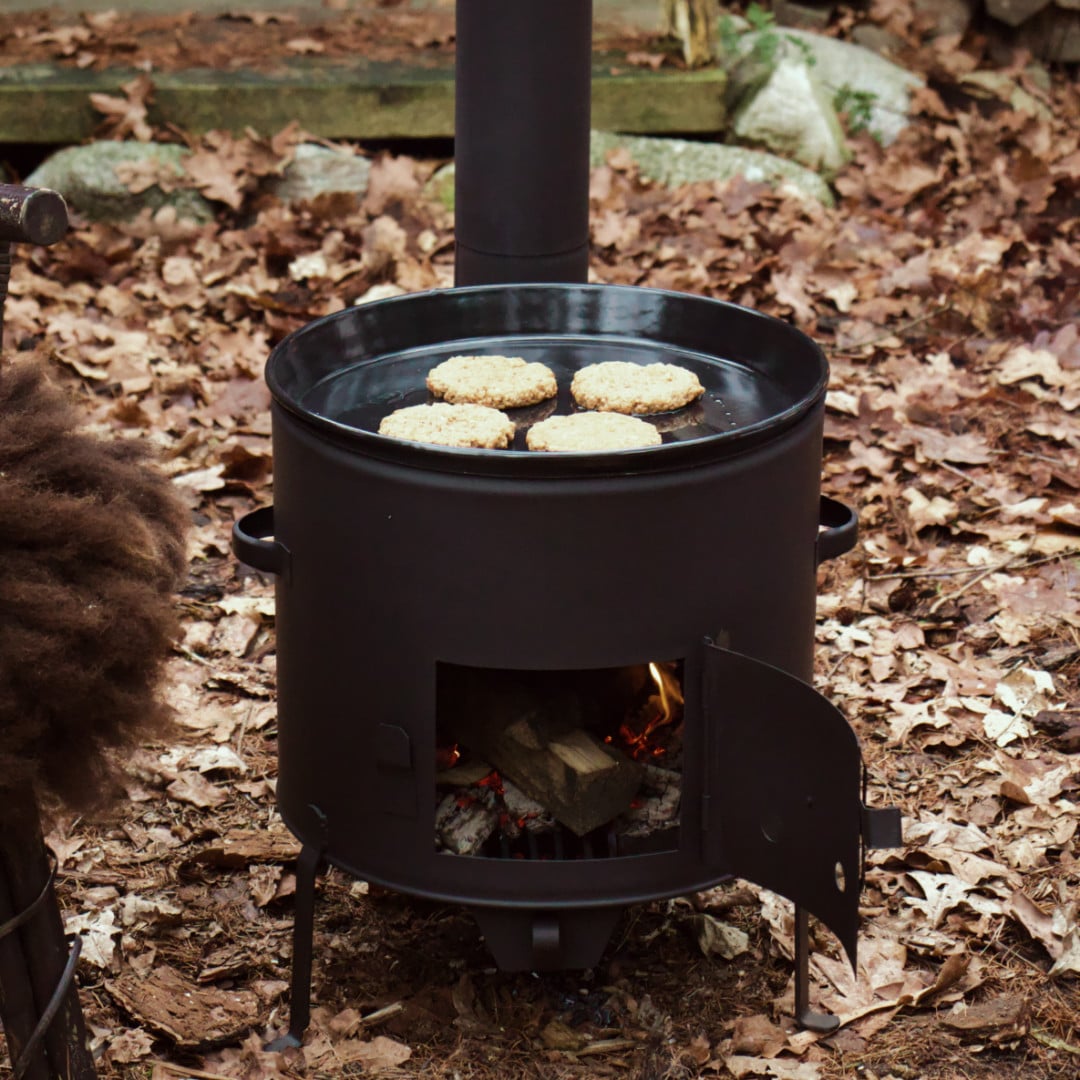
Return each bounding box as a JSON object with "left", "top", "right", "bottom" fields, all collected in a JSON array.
[{"left": 0, "top": 3, "right": 1078, "bottom": 1079}]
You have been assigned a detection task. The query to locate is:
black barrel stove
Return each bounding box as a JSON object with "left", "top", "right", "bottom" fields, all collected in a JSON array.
[{"left": 233, "top": 0, "right": 901, "bottom": 1047}]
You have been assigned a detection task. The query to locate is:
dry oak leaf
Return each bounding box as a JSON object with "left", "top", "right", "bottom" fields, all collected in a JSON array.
[
  {"left": 166, "top": 770, "right": 227, "bottom": 808},
  {"left": 904, "top": 870, "right": 1003, "bottom": 928},
  {"left": 902, "top": 487, "right": 956, "bottom": 529},
  {"left": 103, "top": 1028, "right": 155, "bottom": 1065},
  {"left": 89, "top": 74, "right": 154, "bottom": 141},
  {"left": 723, "top": 1055, "right": 821, "bottom": 1079},
  {"left": 1008, "top": 891, "right": 1061, "bottom": 955},
  {"left": 181, "top": 128, "right": 295, "bottom": 210},
  {"left": 333, "top": 1035, "right": 412, "bottom": 1070},
  {"left": 114, "top": 156, "right": 181, "bottom": 195},
  {"left": 997, "top": 346, "right": 1080, "bottom": 394},
  {"left": 248, "top": 863, "right": 283, "bottom": 907},
  {"left": 730, "top": 1014, "right": 788, "bottom": 1057},
  {"left": 65, "top": 907, "right": 120, "bottom": 969},
  {"left": 364, "top": 153, "right": 421, "bottom": 215}
]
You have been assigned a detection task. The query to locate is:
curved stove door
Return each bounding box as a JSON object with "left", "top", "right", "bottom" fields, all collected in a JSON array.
[{"left": 702, "top": 642, "right": 864, "bottom": 967}]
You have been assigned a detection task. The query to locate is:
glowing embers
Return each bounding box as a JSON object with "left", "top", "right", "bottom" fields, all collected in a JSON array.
[
  {"left": 434, "top": 662, "right": 684, "bottom": 858},
  {"left": 613, "top": 661, "right": 684, "bottom": 760}
]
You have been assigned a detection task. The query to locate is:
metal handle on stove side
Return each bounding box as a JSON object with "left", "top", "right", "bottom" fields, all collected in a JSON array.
[
  {"left": 232, "top": 506, "right": 289, "bottom": 577},
  {"left": 816, "top": 496, "right": 857, "bottom": 564}
]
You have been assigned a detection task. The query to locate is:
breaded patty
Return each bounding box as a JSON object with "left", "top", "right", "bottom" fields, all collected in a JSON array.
[
  {"left": 378, "top": 402, "right": 515, "bottom": 449},
  {"left": 427, "top": 354, "right": 558, "bottom": 408},
  {"left": 571, "top": 361, "right": 704, "bottom": 414},
  {"left": 526, "top": 412, "right": 662, "bottom": 453}
]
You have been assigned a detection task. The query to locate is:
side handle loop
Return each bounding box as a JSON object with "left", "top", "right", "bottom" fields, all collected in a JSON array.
[
  {"left": 232, "top": 506, "right": 289, "bottom": 578},
  {"left": 816, "top": 497, "right": 857, "bottom": 565}
]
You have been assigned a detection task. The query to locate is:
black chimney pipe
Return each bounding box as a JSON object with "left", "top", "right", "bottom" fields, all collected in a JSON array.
[{"left": 454, "top": 0, "right": 593, "bottom": 286}]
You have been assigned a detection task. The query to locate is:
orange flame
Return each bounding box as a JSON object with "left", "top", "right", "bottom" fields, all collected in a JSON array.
[
  {"left": 620, "top": 662, "right": 683, "bottom": 760},
  {"left": 436, "top": 743, "right": 462, "bottom": 770}
]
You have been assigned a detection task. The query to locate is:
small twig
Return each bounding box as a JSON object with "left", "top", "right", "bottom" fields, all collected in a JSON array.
[
  {"left": 357, "top": 1001, "right": 404, "bottom": 1026},
  {"left": 1030, "top": 1028, "right": 1080, "bottom": 1056},
  {"left": 868, "top": 564, "right": 1006, "bottom": 582},
  {"left": 869, "top": 549, "right": 1078, "bottom": 584},
  {"left": 938, "top": 460, "right": 994, "bottom": 491},
  {"left": 572, "top": 1038, "right": 639, "bottom": 1056},
  {"left": 928, "top": 561, "right": 1015, "bottom": 615},
  {"left": 832, "top": 304, "right": 951, "bottom": 356}
]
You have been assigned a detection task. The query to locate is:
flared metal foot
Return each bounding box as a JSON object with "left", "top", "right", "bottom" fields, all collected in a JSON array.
[
  {"left": 265, "top": 818, "right": 326, "bottom": 1051},
  {"left": 264, "top": 1031, "right": 304, "bottom": 1052},
  {"left": 794, "top": 906, "right": 840, "bottom": 1034}
]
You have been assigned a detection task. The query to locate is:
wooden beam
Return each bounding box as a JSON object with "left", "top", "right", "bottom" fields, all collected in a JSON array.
[{"left": 0, "top": 56, "right": 725, "bottom": 143}]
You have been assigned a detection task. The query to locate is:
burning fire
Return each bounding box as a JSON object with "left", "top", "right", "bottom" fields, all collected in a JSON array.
[
  {"left": 436, "top": 743, "right": 461, "bottom": 770},
  {"left": 618, "top": 661, "right": 683, "bottom": 760}
]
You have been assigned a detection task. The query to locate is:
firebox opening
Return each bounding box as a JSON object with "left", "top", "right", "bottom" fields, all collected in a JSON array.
[{"left": 435, "top": 661, "right": 684, "bottom": 860}]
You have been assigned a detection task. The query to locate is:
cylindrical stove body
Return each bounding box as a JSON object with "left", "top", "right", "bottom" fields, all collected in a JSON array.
[{"left": 251, "top": 284, "right": 836, "bottom": 910}]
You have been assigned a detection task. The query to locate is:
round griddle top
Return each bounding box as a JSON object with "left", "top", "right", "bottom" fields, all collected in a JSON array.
[{"left": 266, "top": 284, "right": 828, "bottom": 477}]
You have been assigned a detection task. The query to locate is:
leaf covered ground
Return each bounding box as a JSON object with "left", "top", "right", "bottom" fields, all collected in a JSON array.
[{"left": 1, "top": 7, "right": 1079, "bottom": 1080}]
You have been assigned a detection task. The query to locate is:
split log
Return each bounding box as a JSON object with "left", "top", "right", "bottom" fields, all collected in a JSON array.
[
  {"left": 443, "top": 674, "right": 643, "bottom": 837},
  {"left": 435, "top": 760, "right": 494, "bottom": 788},
  {"left": 661, "top": 0, "right": 718, "bottom": 67}
]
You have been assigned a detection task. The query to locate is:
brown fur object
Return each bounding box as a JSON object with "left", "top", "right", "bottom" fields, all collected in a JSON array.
[{"left": 0, "top": 362, "right": 188, "bottom": 812}]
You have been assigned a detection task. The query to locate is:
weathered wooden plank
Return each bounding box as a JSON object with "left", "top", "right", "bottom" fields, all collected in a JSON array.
[{"left": 0, "top": 56, "right": 726, "bottom": 142}]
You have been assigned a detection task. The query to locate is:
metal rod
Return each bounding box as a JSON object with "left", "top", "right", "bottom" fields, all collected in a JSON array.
[
  {"left": 793, "top": 905, "right": 839, "bottom": 1034},
  {"left": 0, "top": 788, "right": 96, "bottom": 1079},
  {"left": 265, "top": 836, "right": 325, "bottom": 1051},
  {"left": 14, "top": 939, "right": 82, "bottom": 1080},
  {"left": 454, "top": 0, "right": 593, "bottom": 285},
  {"left": 0, "top": 868, "right": 51, "bottom": 1080}
]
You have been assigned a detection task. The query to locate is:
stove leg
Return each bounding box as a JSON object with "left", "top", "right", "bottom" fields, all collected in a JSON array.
[
  {"left": 266, "top": 836, "right": 325, "bottom": 1051},
  {"left": 794, "top": 905, "right": 839, "bottom": 1034}
]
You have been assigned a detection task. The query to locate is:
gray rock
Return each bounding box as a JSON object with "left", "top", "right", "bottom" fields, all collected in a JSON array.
[
  {"left": 263, "top": 143, "right": 372, "bottom": 204},
  {"left": 768, "top": 30, "right": 923, "bottom": 147},
  {"left": 728, "top": 49, "right": 851, "bottom": 174},
  {"left": 428, "top": 133, "right": 834, "bottom": 213},
  {"left": 728, "top": 30, "right": 922, "bottom": 151},
  {"left": 589, "top": 131, "right": 834, "bottom": 205},
  {"left": 26, "top": 142, "right": 213, "bottom": 224}
]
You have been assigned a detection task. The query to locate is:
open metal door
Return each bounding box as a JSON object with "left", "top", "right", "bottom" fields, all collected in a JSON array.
[{"left": 703, "top": 642, "right": 867, "bottom": 967}]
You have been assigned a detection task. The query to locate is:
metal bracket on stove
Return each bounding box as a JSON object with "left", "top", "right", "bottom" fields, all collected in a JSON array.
[{"left": 862, "top": 805, "right": 903, "bottom": 851}]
